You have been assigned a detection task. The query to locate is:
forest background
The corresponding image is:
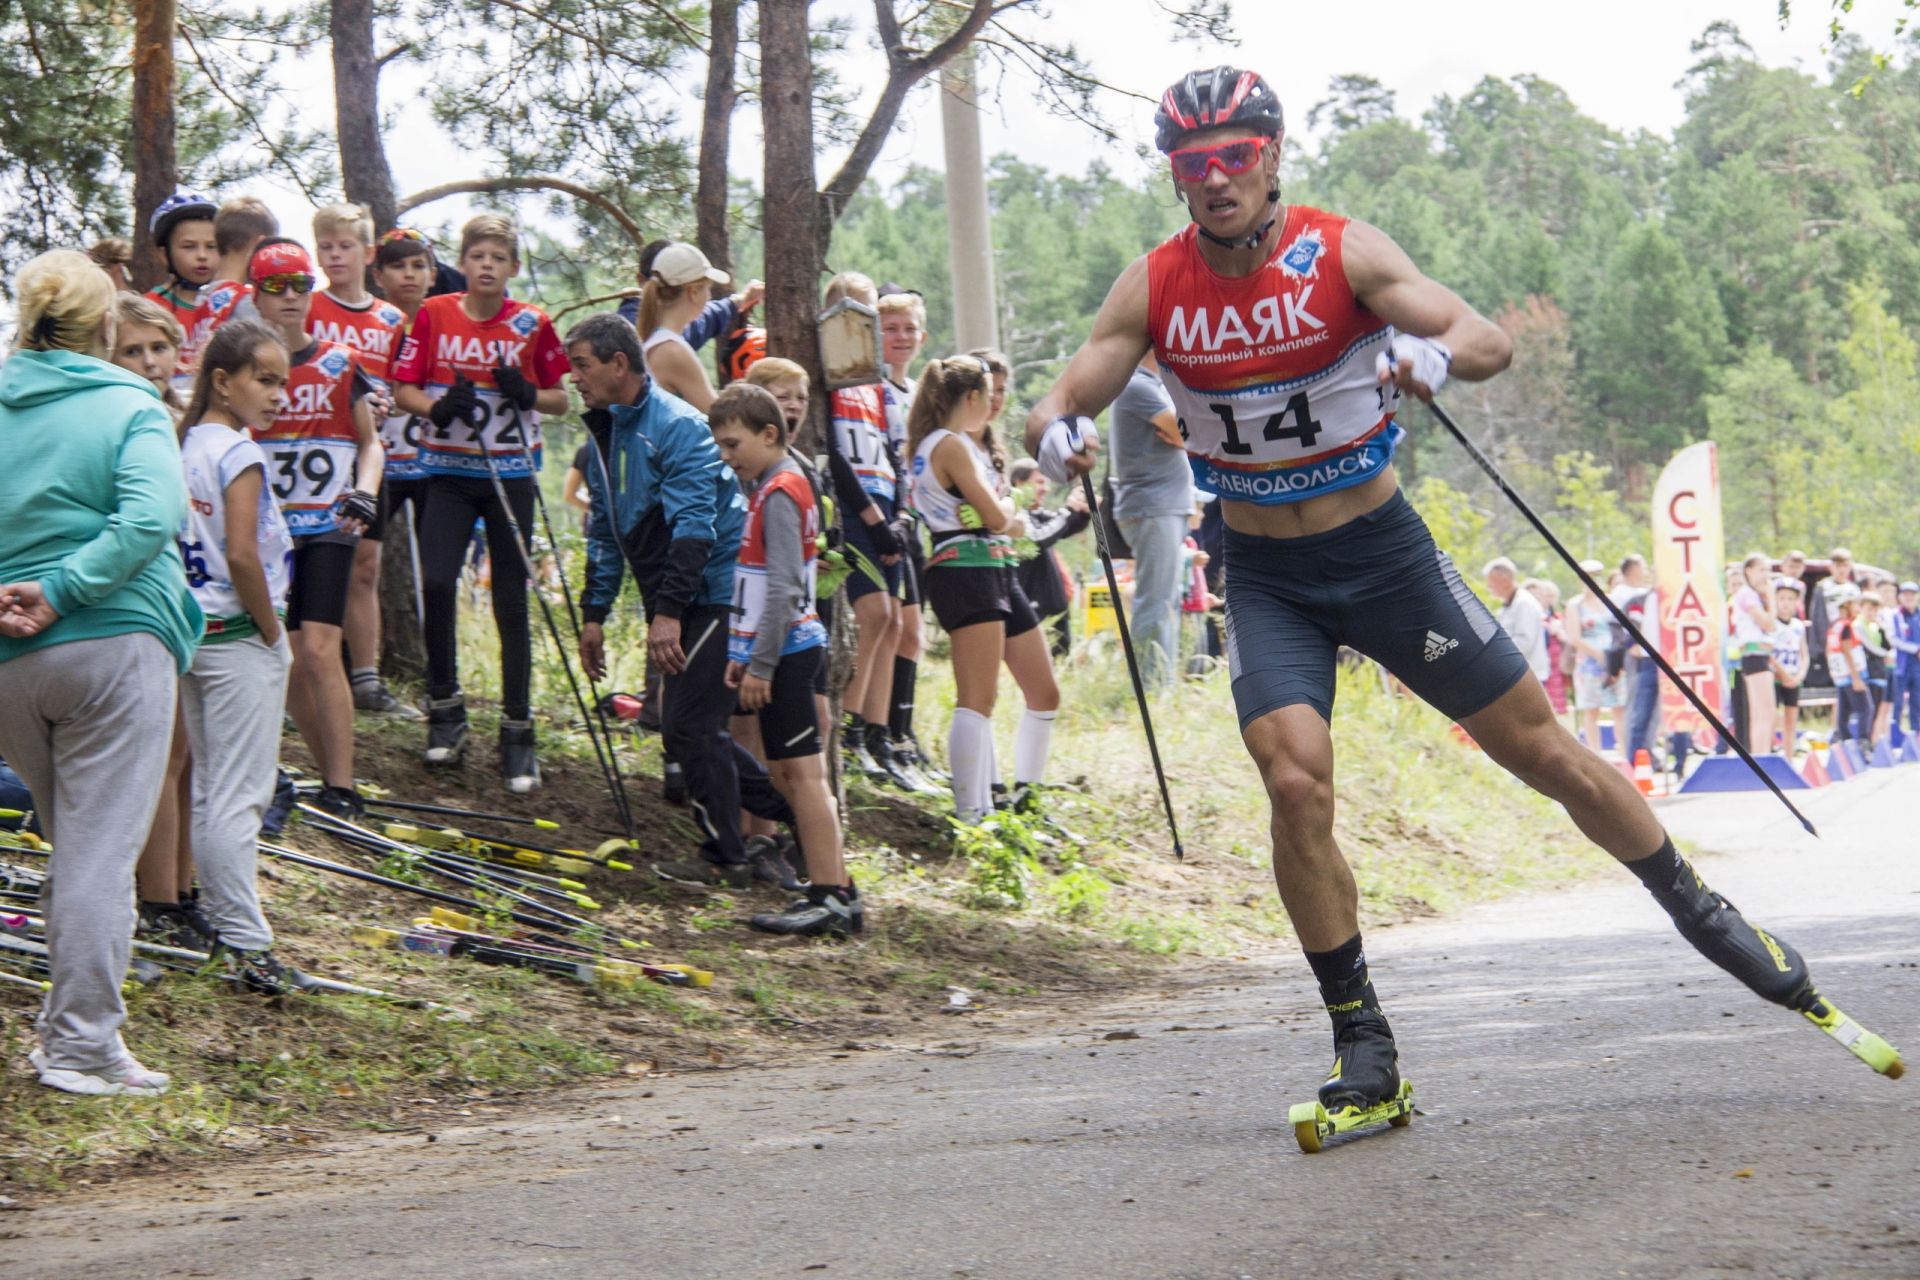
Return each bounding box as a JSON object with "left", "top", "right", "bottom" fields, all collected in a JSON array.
[{"left": 4, "top": 1, "right": 1920, "bottom": 585}]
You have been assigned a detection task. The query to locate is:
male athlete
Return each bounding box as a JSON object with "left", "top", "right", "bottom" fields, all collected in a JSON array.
[{"left": 1029, "top": 67, "right": 1901, "bottom": 1123}]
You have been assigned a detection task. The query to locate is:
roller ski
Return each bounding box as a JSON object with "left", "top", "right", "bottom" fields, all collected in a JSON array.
[
  {"left": 1631, "top": 841, "right": 1905, "bottom": 1080},
  {"left": 1289, "top": 994, "right": 1413, "bottom": 1153}
]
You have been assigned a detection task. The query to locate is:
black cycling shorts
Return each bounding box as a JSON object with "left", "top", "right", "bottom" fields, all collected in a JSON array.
[
  {"left": 286, "top": 538, "right": 357, "bottom": 631},
  {"left": 757, "top": 646, "right": 825, "bottom": 760},
  {"left": 1222, "top": 489, "right": 1529, "bottom": 727},
  {"left": 844, "top": 519, "right": 904, "bottom": 604},
  {"left": 927, "top": 565, "right": 1038, "bottom": 637},
  {"left": 1773, "top": 682, "right": 1800, "bottom": 708}
]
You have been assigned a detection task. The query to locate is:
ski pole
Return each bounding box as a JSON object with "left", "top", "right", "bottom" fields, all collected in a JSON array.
[
  {"left": 1065, "top": 423, "right": 1184, "bottom": 860},
  {"left": 476, "top": 446, "right": 636, "bottom": 840},
  {"left": 299, "top": 809, "right": 596, "bottom": 923},
  {"left": 352, "top": 795, "right": 561, "bottom": 831},
  {"left": 1425, "top": 398, "right": 1818, "bottom": 837},
  {"left": 514, "top": 433, "right": 639, "bottom": 840},
  {"left": 372, "top": 820, "right": 633, "bottom": 872},
  {"left": 401, "top": 495, "right": 427, "bottom": 633}
]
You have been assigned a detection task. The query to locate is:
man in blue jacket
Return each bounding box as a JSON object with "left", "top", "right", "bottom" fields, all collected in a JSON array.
[{"left": 568, "top": 313, "right": 797, "bottom": 888}]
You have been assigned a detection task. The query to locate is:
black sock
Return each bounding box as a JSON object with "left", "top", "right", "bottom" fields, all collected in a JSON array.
[
  {"left": 1304, "top": 932, "right": 1378, "bottom": 1012},
  {"left": 1624, "top": 835, "right": 1699, "bottom": 915},
  {"left": 845, "top": 711, "right": 866, "bottom": 737},
  {"left": 865, "top": 721, "right": 893, "bottom": 760},
  {"left": 889, "top": 656, "right": 917, "bottom": 739}
]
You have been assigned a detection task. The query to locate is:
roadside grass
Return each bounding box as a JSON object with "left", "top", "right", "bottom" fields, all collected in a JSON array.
[{"left": 2, "top": 580, "right": 1609, "bottom": 1194}]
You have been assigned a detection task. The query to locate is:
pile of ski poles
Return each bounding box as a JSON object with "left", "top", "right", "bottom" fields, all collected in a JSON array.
[{"left": 284, "top": 784, "right": 711, "bottom": 992}]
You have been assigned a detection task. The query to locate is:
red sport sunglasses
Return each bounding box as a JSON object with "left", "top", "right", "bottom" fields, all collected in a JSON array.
[{"left": 1168, "top": 135, "right": 1269, "bottom": 183}]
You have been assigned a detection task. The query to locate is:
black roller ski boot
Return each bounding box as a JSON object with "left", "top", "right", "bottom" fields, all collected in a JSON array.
[
  {"left": 749, "top": 882, "right": 862, "bottom": 939},
  {"left": 500, "top": 718, "right": 540, "bottom": 795},
  {"left": 1631, "top": 840, "right": 1903, "bottom": 1077},
  {"left": 424, "top": 693, "right": 468, "bottom": 766},
  {"left": 1289, "top": 966, "right": 1414, "bottom": 1153}
]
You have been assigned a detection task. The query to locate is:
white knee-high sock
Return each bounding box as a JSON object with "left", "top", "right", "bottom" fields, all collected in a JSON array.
[
  {"left": 1013, "top": 708, "right": 1056, "bottom": 786},
  {"left": 948, "top": 707, "right": 994, "bottom": 824}
]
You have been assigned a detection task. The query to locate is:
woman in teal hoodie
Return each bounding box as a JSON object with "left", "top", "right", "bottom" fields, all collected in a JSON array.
[{"left": 0, "top": 249, "right": 202, "bottom": 1097}]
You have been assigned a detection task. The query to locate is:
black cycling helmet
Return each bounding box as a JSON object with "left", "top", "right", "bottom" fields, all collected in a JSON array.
[{"left": 1154, "top": 67, "right": 1284, "bottom": 153}]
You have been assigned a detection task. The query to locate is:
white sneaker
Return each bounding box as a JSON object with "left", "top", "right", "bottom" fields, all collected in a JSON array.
[{"left": 31, "top": 1046, "right": 170, "bottom": 1097}]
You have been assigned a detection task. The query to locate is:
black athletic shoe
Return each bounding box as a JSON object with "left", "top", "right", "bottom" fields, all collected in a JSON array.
[
  {"left": 222, "top": 947, "right": 298, "bottom": 996},
  {"left": 865, "top": 725, "right": 923, "bottom": 791},
  {"left": 749, "top": 884, "right": 858, "bottom": 938},
  {"left": 261, "top": 769, "right": 297, "bottom": 838},
  {"left": 1317, "top": 1006, "right": 1401, "bottom": 1113},
  {"left": 178, "top": 890, "right": 218, "bottom": 952},
  {"left": 138, "top": 900, "right": 215, "bottom": 953},
  {"left": 662, "top": 761, "right": 689, "bottom": 806},
  {"left": 423, "top": 694, "right": 468, "bottom": 766},
  {"left": 654, "top": 855, "right": 753, "bottom": 889},
  {"left": 897, "top": 732, "right": 947, "bottom": 782},
  {"left": 744, "top": 835, "right": 803, "bottom": 892},
  {"left": 313, "top": 785, "right": 366, "bottom": 823},
  {"left": 500, "top": 718, "right": 540, "bottom": 795}
]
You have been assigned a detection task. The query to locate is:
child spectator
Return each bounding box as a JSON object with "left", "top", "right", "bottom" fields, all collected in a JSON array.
[
  {"left": 391, "top": 213, "right": 570, "bottom": 791},
  {"left": 1859, "top": 587, "right": 1893, "bottom": 744},
  {"left": 111, "top": 294, "right": 199, "bottom": 946},
  {"left": 305, "top": 203, "right": 418, "bottom": 720},
  {"left": 907, "top": 355, "right": 1023, "bottom": 824},
  {"left": 638, "top": 243, "right": 729, "bottom": 412},
  {"left": 369, "top": 228, "right": 437, "bottom": 556},
  {"left": 710, "top": 384, "right": 859, "bottom": 937},
  {"left": 176, "top": 321, "right": 299, "bottom": 991},
  {"left": 1011, "top": 458, "right": 1091, "bottom": 658},
  {"left": 111, "top": 294, "right": 186, "bottom": 421},
  {"left": 247, "top": 239, "right": 383, "bottom": 817},
  {"left": 1826, "top": 590, "right": 1869, "bottom": 742},
  {"left": 145, "top": 192, "right": 220, "bottom": 389},
  {"left": 1770, "top": 577, "right": 1808, "bottom": 755},
  {"left": 180, "top": 198, "right": 280, "bottom": 383},
  {"left": 1730, "top": 551, "right": 1778, "bottom": 754}
]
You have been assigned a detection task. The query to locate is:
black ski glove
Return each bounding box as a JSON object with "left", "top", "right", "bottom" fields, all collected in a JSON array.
[
  {"left": 333, "top": 488, "right": 379, "bottom": 528},
  {"left": 492, "top": 366, "right": 539, "bottom": 412},
  {"left": 430, "top": 376, "right": 479, "bottom": 428}
]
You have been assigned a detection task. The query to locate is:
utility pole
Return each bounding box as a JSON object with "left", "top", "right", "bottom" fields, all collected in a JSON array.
[{"left": 940, "top": 49, "right": 999, "bottom": 352}]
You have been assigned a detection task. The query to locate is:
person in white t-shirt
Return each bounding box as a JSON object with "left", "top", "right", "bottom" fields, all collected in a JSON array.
[
  {"left": 175, "top": 321, "right": 300, "bottom": 994},
  {"left": 1769, "top": 576, "right": 1809, "bottom": 756},
  {"left": 1729, "top": 551, "right": 1779, "bottom": 754}
]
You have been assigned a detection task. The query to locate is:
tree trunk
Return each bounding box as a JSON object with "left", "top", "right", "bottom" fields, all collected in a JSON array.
[
  {"left": 130, "top": 0, "right": 178, "bottom": 292},
  {"left": 695, "top": 0, "right": 740, "bottom": 273},
  {"left": 760, "top": 0, "right": 826, "bottom": 451},
  {"left": 378, "top": 497, "right": 428, "bottom": 682},
  {"left": 332, "top": 0, "right": 399, "bottom": 231}
]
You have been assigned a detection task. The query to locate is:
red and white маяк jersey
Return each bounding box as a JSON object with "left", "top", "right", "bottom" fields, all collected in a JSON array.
[
  {"left": 1146, "top": 206, "right": 1401, "bottom": 506},
  {"left": 307, "top": 292, "right": 419, "bottom": 478}
]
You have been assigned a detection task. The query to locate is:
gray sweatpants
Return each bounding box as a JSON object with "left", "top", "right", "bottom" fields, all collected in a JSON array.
[
  {"left": 0, "top": 633, "right": 177, "bottom": 1071},
  {"left": 182, "top": 632, "right": 289, "bottom": 951}
]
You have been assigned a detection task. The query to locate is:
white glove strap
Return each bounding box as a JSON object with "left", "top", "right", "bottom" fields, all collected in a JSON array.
[
  {"left": 1037, "top": 416, "right": 1098, "bottom": 484},
  {"left": 1375, "top": 334, "right": 1452, "bottom": 395}
]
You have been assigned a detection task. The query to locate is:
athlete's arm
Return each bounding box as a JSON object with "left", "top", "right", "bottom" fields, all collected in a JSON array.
[
  {"left": 1343, "top": 220, "right": 1511, "bottom": 392},
  {"left": 1025, "top": 256, "right": 1153, "bottom": 466},
  {"left": 649, "top": 342, "right": 716, "bottom": 413},
  {"left": 533, "top": 385, "right": 569, "bottom": 416},
  {"left": 934, "top": 436, "right": 1011, "bottom": 533},
  {"left": 350, "top": 391, "right": 385, "bottom": 496},
  {"left": 221, "top": 464, "right": 281, "bottom": 646}
]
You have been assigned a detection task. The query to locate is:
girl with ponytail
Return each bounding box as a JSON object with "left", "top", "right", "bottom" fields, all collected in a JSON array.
[{"left": 906, "top": 354, "right": 1041, "bottom": 824}]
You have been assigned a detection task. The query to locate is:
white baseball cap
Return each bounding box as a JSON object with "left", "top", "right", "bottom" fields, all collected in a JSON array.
[{"left": 651, "top": 242, "right": 729, "bottom": 288}]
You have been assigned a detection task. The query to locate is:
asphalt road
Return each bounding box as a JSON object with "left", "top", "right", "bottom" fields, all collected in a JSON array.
[{"left": 9, "top": 769, "right": 1917, "bottom": 1280}]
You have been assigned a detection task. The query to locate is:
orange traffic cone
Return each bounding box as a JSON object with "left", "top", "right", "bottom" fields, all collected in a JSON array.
[{"left": 1633, "top": 749, "right": 1657, "bottom": 796}]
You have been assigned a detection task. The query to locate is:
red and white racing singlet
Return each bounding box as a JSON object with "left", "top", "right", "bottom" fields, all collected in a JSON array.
[
  {"left": 389, "top": 294, "right": 569, "bottom": 480},
  {"left": 308, "top": 292, "right": 419, "bottom": 479},
  {"left": 830, "top": 384, "right": 895, "bottom": 504},
  {"left": 1146, "top": 207, "right": 1400, "bottom": 506},
  {"left": 253, "top": 340, "right": 363, "bottom": 537},
  {"left": 728, "top": 466, "right": 827, "bottom": 664}
]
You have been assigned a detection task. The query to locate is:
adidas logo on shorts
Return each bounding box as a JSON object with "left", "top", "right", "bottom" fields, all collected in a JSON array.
[{"left": 1423, "top": 629, "right": 1459, "bottom": 662}]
